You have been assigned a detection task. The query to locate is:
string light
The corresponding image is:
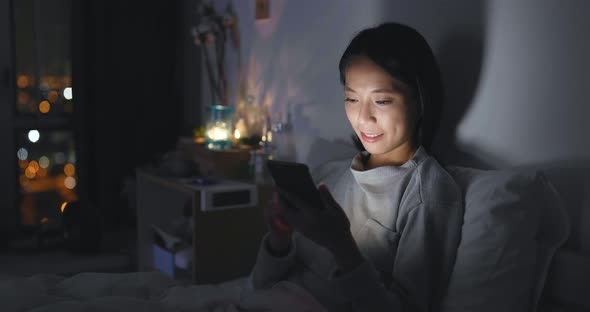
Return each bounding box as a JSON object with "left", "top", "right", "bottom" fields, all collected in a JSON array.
[
  {"left": 28, "top": 130, "right": 40, "bottom": 143},
  {"left": 47, "top": 90, "right": 58, "bottom": 103},
  {"left": 64, "top": 176, "right": 76, "bottom": 189},
  {"left": 64, "top": 163, "right": 75, "bottom": 176},
  {"left": 17, "top": 75, "right": 29, "bottom": 88},
  {"left": 17, "top": 148, "right": 28, "bottom": 160},
  {"left": 39, "top": 101, "right": 51, "bottom": 114},
  {"left": 63, "top": 87, "right": 73, "bottom": 100},
  {"left": 39, "top": 156, "right": 50, "bottom": 169}
]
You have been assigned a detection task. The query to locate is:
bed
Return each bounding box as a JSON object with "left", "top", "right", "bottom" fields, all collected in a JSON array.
[
  {"left": 2, "top": 140, "right": 589, "bottom": 312},
  {"left": 0, "top": 272, "right": 334, "bottom": 311}
]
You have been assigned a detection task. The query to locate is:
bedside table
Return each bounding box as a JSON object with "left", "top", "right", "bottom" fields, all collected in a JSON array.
[{"left": 136, "top": 170, "right": 271, "bottom": 284}]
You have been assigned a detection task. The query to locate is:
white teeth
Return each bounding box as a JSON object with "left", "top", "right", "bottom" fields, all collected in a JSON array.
[{"left": 364, "top": 133, "right": 381, "bottom": 138}]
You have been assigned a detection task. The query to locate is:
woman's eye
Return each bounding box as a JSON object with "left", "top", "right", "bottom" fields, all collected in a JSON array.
[
  {"left": 375, "top": 100, "right": 393, "bottom": 105},
  {"left": 345, "top": 98, "right": 358, "bottom": 103}
]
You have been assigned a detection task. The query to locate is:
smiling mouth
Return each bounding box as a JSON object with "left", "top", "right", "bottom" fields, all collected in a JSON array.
[{"left": 360, "top": 132, "right": 384, "bottom": 142}]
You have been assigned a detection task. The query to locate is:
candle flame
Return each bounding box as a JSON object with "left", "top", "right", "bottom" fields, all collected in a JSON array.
[
  {"left": 207, "top": 125, "right": 230, "bottom": 141},
  {"left": 234, "top": 129, "right": 241, "bottom": 139}
]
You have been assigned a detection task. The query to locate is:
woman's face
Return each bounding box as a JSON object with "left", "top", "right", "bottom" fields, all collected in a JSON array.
[{"left": 344, "top": 56, "right": 417, "bottom": 165}]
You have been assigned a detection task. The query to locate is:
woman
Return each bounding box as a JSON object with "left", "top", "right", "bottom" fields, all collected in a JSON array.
[{"left": 249, "top": 22, "right": 464, "bottom": 312}]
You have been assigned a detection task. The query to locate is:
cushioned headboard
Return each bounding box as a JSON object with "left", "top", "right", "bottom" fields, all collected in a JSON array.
[
  {"left": 543, "top": 249, "right": 590, "bottom": 310},
  {"left": 540, "top": 167, "right": 590, "bottom": 252},
  {"left": 537, "top": 167, "right": 590, "bottom": 310}
]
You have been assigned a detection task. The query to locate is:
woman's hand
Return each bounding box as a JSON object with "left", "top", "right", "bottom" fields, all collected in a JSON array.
[
  {"left": 278, "top": 184, "right": 363, "bottom": 273},
  {"left": 265, "top": 190, "right": 294, "bottom": 257}
]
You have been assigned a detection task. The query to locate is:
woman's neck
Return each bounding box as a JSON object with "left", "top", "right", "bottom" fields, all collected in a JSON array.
[{"left": 365, "top": 144, "right": 417, "bottom": 170}]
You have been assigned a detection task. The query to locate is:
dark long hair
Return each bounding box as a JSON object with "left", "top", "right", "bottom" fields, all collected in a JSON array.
[{"left": 339, "top": 23, "right": 443, "bottom": 153}]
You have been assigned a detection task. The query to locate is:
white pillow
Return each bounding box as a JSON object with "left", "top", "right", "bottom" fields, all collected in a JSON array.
[{"left": 441, "top": 167, "right": 568, "bottom": 312}]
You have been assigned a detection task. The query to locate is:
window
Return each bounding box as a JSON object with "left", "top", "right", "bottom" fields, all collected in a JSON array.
[{"left": 1, "top": 0, "right": 81, "bottom": 235}]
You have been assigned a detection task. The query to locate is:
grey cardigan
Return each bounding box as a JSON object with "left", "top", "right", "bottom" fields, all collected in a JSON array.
[{"left": 250, "top": 147, "right": 464, "bottom": 312}]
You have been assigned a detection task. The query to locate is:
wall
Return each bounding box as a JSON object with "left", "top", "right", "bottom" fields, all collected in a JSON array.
[
  {"left": 208, "top": 0, "right": 590, "bottom": 170},
  {"left": 455, "top": 0, "right": 590, "bottom": 168},
  {"left": 211, "top": 0, "right": 485, "bottom": 164}
]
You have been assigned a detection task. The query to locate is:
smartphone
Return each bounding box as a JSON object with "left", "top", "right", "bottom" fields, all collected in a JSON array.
[{"left": 266, "top": 159, "right": 323, "bottom": 209}]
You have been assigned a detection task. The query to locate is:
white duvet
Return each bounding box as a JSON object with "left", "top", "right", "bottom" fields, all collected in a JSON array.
[{"left": 0, "top": 271, "right": 327, "bottom": 312}]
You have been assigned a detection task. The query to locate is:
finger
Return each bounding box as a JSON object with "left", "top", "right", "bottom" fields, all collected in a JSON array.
[
  {"left": 271, "top": 190, "right": 296, "bottom": 222},
  {"left": 264, "top": 195, "right": 276, "bottom": 223},
  {"left": 272, "top": 216, "right": 293, "bottom": 232},
  {"left": 270, "top": 191, "right": 282, "bottom": 216},
  {"left": 265, "top": 199, "right": 291, "bottom": 234},
  {"left": 268, "top": 206, "right": 292, "bottom": 232}
]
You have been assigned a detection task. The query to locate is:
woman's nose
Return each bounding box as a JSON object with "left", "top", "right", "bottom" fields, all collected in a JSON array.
[{"left": 357, "top": 101, "right": 377, "bottom": 124}]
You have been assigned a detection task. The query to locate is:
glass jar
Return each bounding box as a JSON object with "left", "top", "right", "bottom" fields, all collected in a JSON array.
[{"left": 205, "top": 105, "right": 234, "bottom": 150}]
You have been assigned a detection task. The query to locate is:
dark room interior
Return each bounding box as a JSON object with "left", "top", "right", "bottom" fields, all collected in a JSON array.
[{"left": 0, "top": 0, "right": 589, "bottom": 311}]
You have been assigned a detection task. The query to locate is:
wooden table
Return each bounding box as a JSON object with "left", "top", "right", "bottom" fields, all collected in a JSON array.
[{"left": 136, "top": 170, "right": 271, "bottom": 284}]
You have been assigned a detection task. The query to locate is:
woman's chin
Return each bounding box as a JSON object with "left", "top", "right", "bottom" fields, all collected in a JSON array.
[
  {"left": 363, "top": 142, "right": 409, "bottom": 157},
  {"left": 363, "top": 146, "right": 386, "bottom": 155}
]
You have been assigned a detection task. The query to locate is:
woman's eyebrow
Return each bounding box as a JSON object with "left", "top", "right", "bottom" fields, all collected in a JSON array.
[
  {"left": 345, "top": 86, "right": 397, "bottom": 93},
  {"left": 371, "top": 88, "right": 396, "bottom": 93}
]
